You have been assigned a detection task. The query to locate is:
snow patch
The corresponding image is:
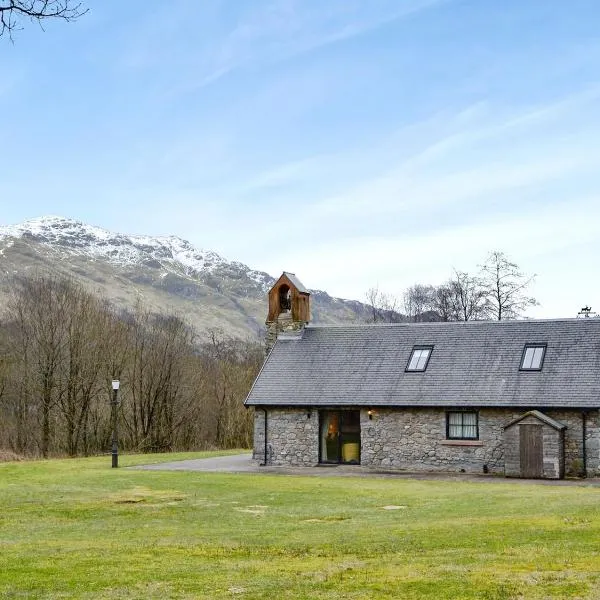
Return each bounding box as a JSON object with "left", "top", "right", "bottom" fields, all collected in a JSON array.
[{"left": 0, "top": 216, "right": 266, "bottom": 288}]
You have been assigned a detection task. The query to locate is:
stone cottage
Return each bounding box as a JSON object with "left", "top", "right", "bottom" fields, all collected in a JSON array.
[{"left": 245, "top": 273, "right": 600, "bottom": 479}]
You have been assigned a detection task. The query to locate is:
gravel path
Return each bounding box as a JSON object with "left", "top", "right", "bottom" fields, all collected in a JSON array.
[{"left": 133, "top": 453, "right": 600, "bottom": 486}]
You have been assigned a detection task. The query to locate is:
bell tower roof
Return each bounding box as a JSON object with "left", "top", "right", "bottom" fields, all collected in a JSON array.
[
  {"left": 281, "top": 272, "right": 308, "bottom": 294},
  {"left": 267, "top": 272, "right": 311, "bottom": 324}
]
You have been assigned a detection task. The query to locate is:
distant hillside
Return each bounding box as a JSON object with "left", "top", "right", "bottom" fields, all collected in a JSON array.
[{"left": 0, "top": 217, "right": 372, "bottom": 338}]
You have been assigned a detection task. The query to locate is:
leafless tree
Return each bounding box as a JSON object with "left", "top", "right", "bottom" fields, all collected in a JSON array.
[
  {"left": 0, "top": 274, "right": 276, "bottom": 457},
  {"left": 0, "top": 337, "right": 8, "bottom": 402},
  {"left": 445, "top": 270, "right": 489, "bottom": 321},
  {"left": 6, "top": 275, "right": 77, "bottom": 456},
  {"left": 3, "top": 275, "right": 123, "bottom": 456},
  {"left": 430, "top": 284, "right": 456, "bottom": 322},
  {"left": 480, "top": 251, "right": 537, "bottom": 320},
  {"left": 121, "top": 307, "right": 196, "bottom": 452},
  {"left": 57, "top": 289, "right": 116, "bottom": 456},
  {"left": 197, "top": 330, "right": 262, "bottom": 449},
  {"left": 0, "top": 0, "right": 86, "bottom": 39},
  {"left": 402, "top": 276, "right": 487, "bottom": 322},
  {"left": 364, "top": 286, "right": 403, "bottom": 323},
  {"left": 1, "top": 310, "right": 32, "bottom": 453},
  {"left": 403, "top": 284, "right": 436, "bottom": 322}
]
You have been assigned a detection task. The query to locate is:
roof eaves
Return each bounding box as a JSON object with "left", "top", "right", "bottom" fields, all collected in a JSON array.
[
  {"left": 283, "top": 271, "right": 309, "bottom": 294},
  {"left": 502, "top": 410, "right": 568, "bottom": 430},
  {"left": 244, "top": 349, "right": 272, "bottom": 407}
]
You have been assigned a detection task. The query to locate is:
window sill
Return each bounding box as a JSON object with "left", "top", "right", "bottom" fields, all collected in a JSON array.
[{"left": 440, "top": 440, "right": 483, "bottom": 447}]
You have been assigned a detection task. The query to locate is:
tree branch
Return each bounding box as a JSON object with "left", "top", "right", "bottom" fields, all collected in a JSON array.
[{"left": 0, "top": 1, "right": 87, "bottom": 39}]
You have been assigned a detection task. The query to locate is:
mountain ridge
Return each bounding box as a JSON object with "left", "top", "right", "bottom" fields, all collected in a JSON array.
[
  {"left": 0, "top": 216, "right": 272, "bottom": 288},
  {"left": 0, "top": 216, "right": 370, "bottom": 337}
]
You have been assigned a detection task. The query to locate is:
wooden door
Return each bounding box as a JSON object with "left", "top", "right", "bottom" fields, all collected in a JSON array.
[{"left": 520, "top": 424, "right": 543, "bottom": 478}]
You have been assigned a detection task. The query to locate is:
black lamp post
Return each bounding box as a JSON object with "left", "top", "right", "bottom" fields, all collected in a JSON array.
[{"left": 111, "top": 380, "right": 120, "bottom": 468}]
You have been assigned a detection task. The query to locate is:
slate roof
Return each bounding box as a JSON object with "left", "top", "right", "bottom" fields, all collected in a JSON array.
[
  {"left": 282, "top": 272, "right": 309, "bottom": 294},
  {"left": 245, "top": 319, "right": 600, "bottom": 409}
]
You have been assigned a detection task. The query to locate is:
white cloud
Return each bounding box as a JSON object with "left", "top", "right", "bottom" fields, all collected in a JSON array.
[
  {"left": 216, "top": 87, "right": 600, "bottom": 318},
  {"left": 258, "top": 194, "right": 600, "bottom": 316}
]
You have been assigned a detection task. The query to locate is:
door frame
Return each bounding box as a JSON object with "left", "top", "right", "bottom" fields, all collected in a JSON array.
[{"left": 318, "top": 409, "right": 361, "bottom": 465}]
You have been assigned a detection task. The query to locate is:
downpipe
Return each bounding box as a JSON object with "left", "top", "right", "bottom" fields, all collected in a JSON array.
[{"left": 581, "top": 410, "right": 587, "bottom": 478}]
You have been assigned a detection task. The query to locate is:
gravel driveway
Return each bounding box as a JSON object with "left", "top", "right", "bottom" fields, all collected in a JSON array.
[{"left": 133, "top": 453, "right": 600, "bottom": 486}]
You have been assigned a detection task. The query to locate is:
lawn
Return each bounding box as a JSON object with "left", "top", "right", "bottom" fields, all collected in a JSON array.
[{"left": 1, "top": 453, "right": 599, "bottom": 599}]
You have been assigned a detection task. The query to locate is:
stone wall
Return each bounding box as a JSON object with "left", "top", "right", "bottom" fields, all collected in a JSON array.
[
  {"left": 252, "top": 407, "right": 319, "bottom": 466},
  {"left": 544, "top": 409, "right": 600, "bottom": 477},
  {"left": 584, "top": 410, "right": 600, "bottom": 477},
  {"left": 361, "top": 408, "right": 506, "bottom": 474},
  {"left": 252, "top": 409, "right": 265, "bottom": 463},
  {"left": 265, "top": 318, "right": 305, "bottom": 356},
  {"left": 361, "top": 408, "right": 600, "bottom": 476},
  {"left": 251, "top": 407, "right": 600, "bottom": 477}
]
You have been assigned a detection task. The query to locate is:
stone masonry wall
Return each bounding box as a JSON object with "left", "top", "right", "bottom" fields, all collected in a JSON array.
[
  {"left": 265, "top": 319, "right": 305, "bottom": 356},
  {"left": 252, "top": 407, "right": 600, "bottom": 476},
  {"left": 252, "top": 407, "right": 319, "bottom": 466},
  {"left": 361, "top": 408, "right": 506, "bottom": 474},
  {"left": 361, "top": 408, "right": 599, "bottom": 476},
  {"left": 585, "top": 410, "right": 600, "bottom": 477},
  {"left": 544, "top": 409, "right": 600, "bottom": 477},
  {"left": 503, "top": 423, "right": 520, "bottom": 477},
  {"left": 252, "top": 409, "right": 265, "bottom": 463}
]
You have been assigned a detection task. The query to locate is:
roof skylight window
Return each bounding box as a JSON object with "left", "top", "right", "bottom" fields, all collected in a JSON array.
[
  {"left": 406, "top": 346, "right": 433, "bottom": 372},
  {"left": 520, "top": 344, "right": 546, "bottom": 371}
]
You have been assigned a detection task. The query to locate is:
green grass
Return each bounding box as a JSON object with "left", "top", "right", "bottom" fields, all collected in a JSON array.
[{"left": 1, "top": 453, "right": 599, "bottom": 599}]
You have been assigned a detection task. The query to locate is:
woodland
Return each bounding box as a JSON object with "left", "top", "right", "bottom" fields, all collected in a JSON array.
[{"left": 0, "top": 274, "right": 263, "bottom": 458}]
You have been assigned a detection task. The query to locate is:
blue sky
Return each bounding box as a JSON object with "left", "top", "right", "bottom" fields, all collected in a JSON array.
[{"left": 1, "top": 0, "right": 600, "bottom": 317}]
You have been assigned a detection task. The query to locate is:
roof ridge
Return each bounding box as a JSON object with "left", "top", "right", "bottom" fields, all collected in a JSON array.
[{"left": 306, "top": 318, "right": 600, "bottom": 329}]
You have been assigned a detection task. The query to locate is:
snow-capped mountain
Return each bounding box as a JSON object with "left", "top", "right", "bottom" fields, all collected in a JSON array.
[
  {"left": 0, "top": 216, "right": 274, "bottom": 292},
  {"left": 0, "top": 217, "right": 368, "bottom": 337}
]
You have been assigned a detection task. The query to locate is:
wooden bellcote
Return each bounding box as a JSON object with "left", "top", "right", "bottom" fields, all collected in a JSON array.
[{"left": 267, "top": 272, "right": 310, "bottom": 324}]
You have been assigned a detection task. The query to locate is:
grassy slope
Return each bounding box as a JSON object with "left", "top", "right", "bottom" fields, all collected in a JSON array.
[{"left": 1, "top": 453, "right": 599, "bottom": 599}]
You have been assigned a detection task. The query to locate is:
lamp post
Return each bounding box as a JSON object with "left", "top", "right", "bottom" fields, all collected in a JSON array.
[{"left": 111, "top": 380, "right": 120, "bottom": 468}]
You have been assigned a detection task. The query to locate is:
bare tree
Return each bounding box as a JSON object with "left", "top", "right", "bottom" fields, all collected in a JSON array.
[
  {"left": 2, "top": 309, "right": 33, "bottom": 453},
  {"left": 197, "top": 330, "right": 262, "bottom": 449},
  {"left": 0, "top": 1, "right": 87, "bottom": 39},
  {"left": 364, "top": 286, "right": 403, "bottom": 323},
  {"left": 6, "top": 275, "right": 76, "bottom": 456},
  {"left": 3, "top": 274, "right": 121, "bottom": 457},
  {"left": 0, "top": 336, "right": 8, "bottom": 401},
  {"left": 446, "top": 270, "right": 488, "bottom": 321},
  {"left": 0, "top": 273, "right": 273, "bottom": 457},
  {"left": 430, "top": 284, "right": 456, "bottom": 322},
  {"left": 122, "top": 307, "right": 195, "bottom": 452},
  {"left": 403, "top": 284, "right": 436, "bottom": 322},
  {"left": 57, "top": 288, "right": 116, "bottom": 456},
  {"left": 480, "top": 251, "right": 537, "bottom": 320}
]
